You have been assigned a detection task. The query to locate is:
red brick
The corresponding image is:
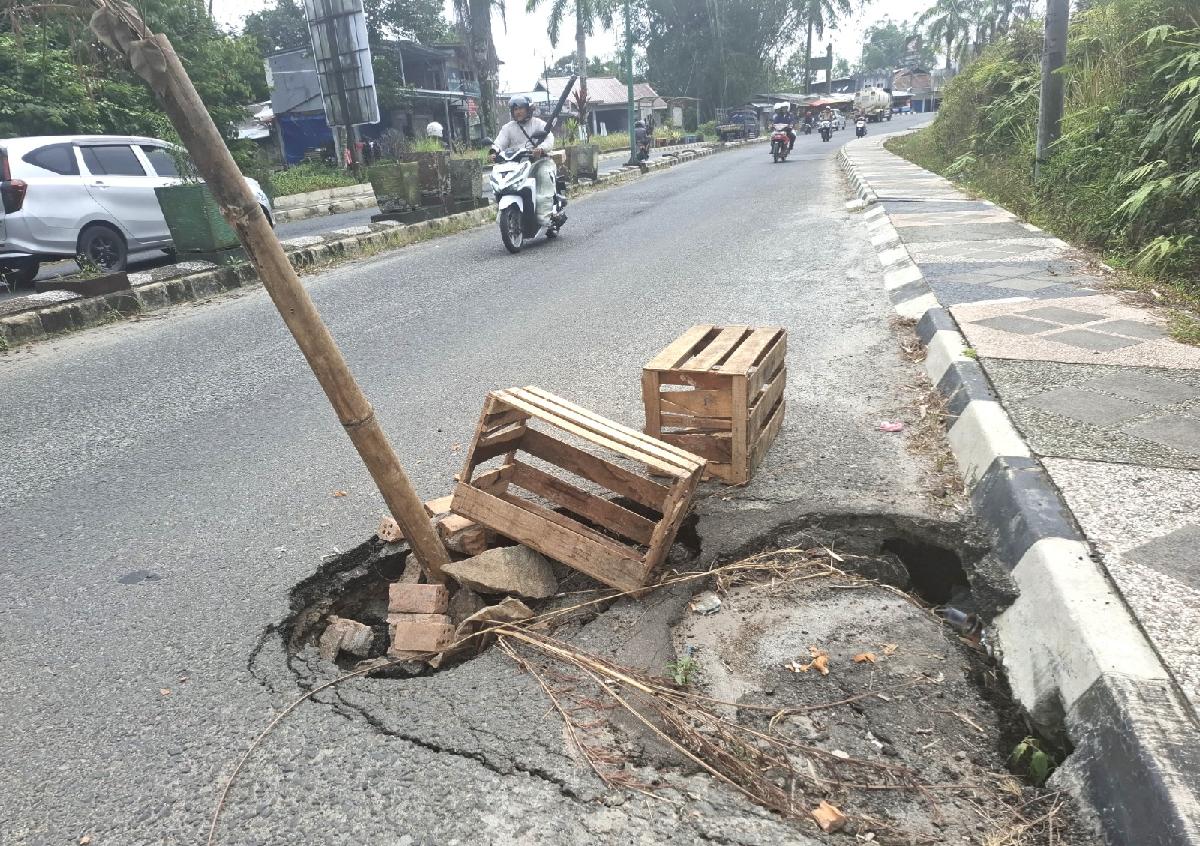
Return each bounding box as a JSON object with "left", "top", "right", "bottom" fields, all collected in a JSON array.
[
  {"left": 389, "top": 620, "right": 456, "bottom": 654},
  {"left": 388, "top": 582, "right": 449, "bottom": 614}
]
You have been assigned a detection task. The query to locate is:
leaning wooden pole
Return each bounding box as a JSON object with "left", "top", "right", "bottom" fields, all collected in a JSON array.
[{"left": 88, "top": 1, "right": 451, "bottom": 581}]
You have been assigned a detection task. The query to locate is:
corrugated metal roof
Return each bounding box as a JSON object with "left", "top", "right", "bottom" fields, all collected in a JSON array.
[{"left": 539, "top": 76, "right": 663, "bottom": 108}]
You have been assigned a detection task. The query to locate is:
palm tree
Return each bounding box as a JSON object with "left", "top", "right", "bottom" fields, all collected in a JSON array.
[
  {"left": 795, "top": 0, "right": 852, "bottom": 94},
  {"left": 526, "top": 0, "right": 614, "bottom": 136},
  {"left": 918, "top": 0, "right": 975, "bottom": 70}
]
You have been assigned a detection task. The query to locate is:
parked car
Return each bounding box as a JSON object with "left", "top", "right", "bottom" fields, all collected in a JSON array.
[{"left": 0, "top": 135, "right": 272, "bottom": 285}]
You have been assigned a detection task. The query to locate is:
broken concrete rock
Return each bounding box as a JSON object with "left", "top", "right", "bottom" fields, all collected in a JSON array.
[
  {"left": 318, "top": 616, "right": 375, "bottom": 661},
  {"left": 442, "top": 546, "right": 558, "bottom": 599},
  {"left": 388, "top": 582, "right": 449, "bottom": 614},
  {"left": 447, "top": 586, "right": 486, "bottom": 626}
]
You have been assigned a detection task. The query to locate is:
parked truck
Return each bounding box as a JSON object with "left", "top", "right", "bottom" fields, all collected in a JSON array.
[{"left": 854, "top": 86, "right": 893, "bottom": 123}]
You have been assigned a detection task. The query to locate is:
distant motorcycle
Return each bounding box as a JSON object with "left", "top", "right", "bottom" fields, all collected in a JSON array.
[
  {"left": 770, "top": 123, "right": 792, "bottom": 163},
  {"left": 801, "top": 120, "right": 812, "bottom": 135},
  {"left": 818, "top": 119, "right": 833, "bottom": 142},
  {"left": 855, "top": 118, "right": 867, "bottom": 138},
  {"left": 637, "top": 141, "right": 650, "bottom": 161}
]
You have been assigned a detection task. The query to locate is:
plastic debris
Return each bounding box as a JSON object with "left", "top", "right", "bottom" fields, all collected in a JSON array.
[
  {"left": 689, "top": 591, "right": 723, "bottom": 615},
  {"left": 877, "top": 420, "right": 905, "bottom": 432},
  {"left": 811, "top": 800, "right": 848, "bottom": 833},
  {"left": 938, "top": 607, "right": 984, "bottom": 645}
]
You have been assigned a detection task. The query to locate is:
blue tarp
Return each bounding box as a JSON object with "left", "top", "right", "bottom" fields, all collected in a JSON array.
[{"left": 278, "top": 112, "right": 334, "bottom": 164}]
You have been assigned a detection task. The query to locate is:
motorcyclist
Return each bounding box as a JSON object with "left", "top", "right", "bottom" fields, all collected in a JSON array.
[
  {"left": 772, "top": 103, "right": 796, "bottom": 150},
  {"left": 490, "top": 95, "right": 557, "bottom": 224},
  {"left": 819, "top": 106, "right": 834, "bottom": 126},
  {"left": 634, "top": 119, "right": 649, "bottom": 159}
]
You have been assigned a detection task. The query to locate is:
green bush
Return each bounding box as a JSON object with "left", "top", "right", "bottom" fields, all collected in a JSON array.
[
  {"left": 271, "top": 162, "right": 363, "bottom": 197},
  {"left": 888, "top": 0, "right": 1200, "bottom": 296},
  {"left": 594, "top": 132, "right": 632, "bottom": 152}
]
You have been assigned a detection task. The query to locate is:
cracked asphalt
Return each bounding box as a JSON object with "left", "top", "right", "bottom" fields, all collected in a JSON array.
[{"left": 0, "top": 115, "right": 951, "bottom": 846}]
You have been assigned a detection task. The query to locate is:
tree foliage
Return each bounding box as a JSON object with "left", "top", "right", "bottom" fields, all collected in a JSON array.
[
  {"left": 895, "top": 0, "right": 1200, "bottom": 290},
  {"left": 0, "top": 0, "right": 266, "bottom": 145},
  {"left": 857, "top": 17, "right": 937, "bottom": 73}
]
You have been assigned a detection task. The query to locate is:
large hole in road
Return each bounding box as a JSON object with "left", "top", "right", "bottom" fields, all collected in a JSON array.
[
  {"left": 279, "top": 509, "right": 1005, "bottom": 675},
  {"left": 268, "top": 509, "right": 1089, "bottom": 842}
]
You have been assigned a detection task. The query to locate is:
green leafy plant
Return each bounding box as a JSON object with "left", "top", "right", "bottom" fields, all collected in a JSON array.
[
  {"left": 271, "top": 162, "right": 361, "bottom": 197},
  {"left": 74, "top": 257, "right": 104, "bottom": 279},
  {"left": 665, "top": 655, "right": 698, "bottom": 686},
  {"left": 1008, "top": 736, "right": 1056, "bottom": 785},
  {"left": 410, "top": 136, "right": 447, "bottom": 153}
]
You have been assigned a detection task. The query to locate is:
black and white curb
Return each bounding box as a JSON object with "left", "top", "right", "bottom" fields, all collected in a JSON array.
[{"left": 841, "top": 135, "right": 1200, "bottom": 846}]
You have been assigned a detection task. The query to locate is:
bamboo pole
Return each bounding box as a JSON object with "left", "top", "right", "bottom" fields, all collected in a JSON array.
[{"left": 88, "top": 2, "right": 450, "bottom": 581}]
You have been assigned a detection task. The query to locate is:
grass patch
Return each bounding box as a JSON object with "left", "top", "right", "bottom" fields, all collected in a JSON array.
[{"left": 271, "top": 162, "right": 364, "bottom": 197}]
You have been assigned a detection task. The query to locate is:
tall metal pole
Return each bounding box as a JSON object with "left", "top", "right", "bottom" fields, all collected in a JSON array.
[
  {"left": 624, "top": 0, "right": 637, "bottom": 167},
  {"left": 1034, "top": 0, "right": 1069, "bottom": 179},
  {"left": 318, "top": 0, "right": 358, "bottom": 175}
]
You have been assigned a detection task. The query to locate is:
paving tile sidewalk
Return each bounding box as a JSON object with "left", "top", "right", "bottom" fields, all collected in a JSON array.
[{"left": 851, "top": 137, "right": 1200, "bottom": 718}]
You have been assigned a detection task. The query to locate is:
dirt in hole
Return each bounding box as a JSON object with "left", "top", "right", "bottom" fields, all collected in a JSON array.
[{"left": 278, "top": 511, "right": 1093, "bottom": 844}]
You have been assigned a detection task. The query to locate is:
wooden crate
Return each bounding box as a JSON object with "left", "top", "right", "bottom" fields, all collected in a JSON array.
[
  {"left": 642, "top": 325, "right": 787, "bottom": 485},
  {"left": 450, "top": 386, "right": 706, "bottom": 593}
]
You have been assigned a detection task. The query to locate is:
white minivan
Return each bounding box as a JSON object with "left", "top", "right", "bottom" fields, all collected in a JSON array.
[{"left": 0, "top": 135, "right": 272, "bottom": 285}]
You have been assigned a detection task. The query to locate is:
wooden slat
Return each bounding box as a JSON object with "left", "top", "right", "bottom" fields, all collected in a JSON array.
[
  {"left": 483, "top": 408, "right": 530, "bottom": 432},
  {"left": 658, "top": 389, "right": 733, "bottom": 417},
  {"left": 459, "top": 394, "right": 501, "bottom": 485},
  {"left": 640, "top": 464, "right": 702, "bottom": 578},
  {"left": 504, "top": 388, "right": 702, "bottom": 473},
  {"left": 520, "top": 428, "right": 670, "bottom": 511},
  {"left": 662, "top": 432, "right": 732, "bottom": 463},
  {"left": 748, "top": 333, "right": 787, "bottom": 398},
  {"left": 660, "top": 413, "right": 732, "bottom": 431},
  {"left": 750, "top": 398, "right": 786, "bottom": 472},
  {"left": 703, "top": 462, "right": 734, "bottom": 483},
  {"left": 507, "top": 460, "right": 657, "bottom": 546},
  {"left": 520, "top": 386, "right": 705, "bottom": 470},
  {"left": 730, "top": 373, "right": 750, "bottom": 484},
  {"left": 748, "top": 369, "right": 787, "bottom": 436},
  {"left": 718, "top": 327, "right": 785, "bottom": 375},
  {"left": 494, "top": 391, "right": 690, "bottom": 477},
  {"left": 681, "top": 325, "right": 751, "bottom": 372},
  {"left": 642, "top": 369, "right": 662, "bottom": 439},
  {"left": 645, "top": 324, "right": 718, "bottom": 370},
  {"left": 655, "top": 370, "right": 730, "bottom": 390},
  {"left": 452, "top": 483, "right": 647, "bottom": 593},
  {"left": 470, "top": 425, "right": 528, "bottom": 466},
  {"left": 472, "top": 464, "right": 514, "bottom": 492}
]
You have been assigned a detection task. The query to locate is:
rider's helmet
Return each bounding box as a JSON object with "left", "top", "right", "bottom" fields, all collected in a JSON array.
[
  {"left": 774, "top": 102, "right": 788, "bottom": 115},
  {"left": 508, "top": 95, "right": 533, "bottom": 120},
  {"left": 634, "top": 119, "right": 646, "bottom": 129}
]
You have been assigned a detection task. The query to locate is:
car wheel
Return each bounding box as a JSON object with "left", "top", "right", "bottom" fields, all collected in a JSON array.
[
  {"left": 77, "top": 224, "right": 128, "bottom": 272},
  {"left": 1, "top": 259, "right": 40, "bottom": 288}
]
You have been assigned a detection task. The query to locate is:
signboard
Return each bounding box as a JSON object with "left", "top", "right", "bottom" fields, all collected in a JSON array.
[
  {"left": 301, "top": 0, "right": 380, "bottom": 127},
  {"left": 808, "top": 54, "right": 832, "bottom": 72},
  {"left": 467, "top": 98, "right": 478, "bottom": 117}
]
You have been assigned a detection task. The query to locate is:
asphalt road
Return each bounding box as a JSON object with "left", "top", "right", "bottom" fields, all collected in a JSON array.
[
  {"left": 16, "top": 146, "right": 672, "bottom": 285},
  {"left": 0, "top": 116, "right": 936, "bottom": 845}
]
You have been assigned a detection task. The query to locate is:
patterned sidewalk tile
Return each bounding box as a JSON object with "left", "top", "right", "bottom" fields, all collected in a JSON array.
[
  {"left": 952, "top": 294, "right": 1200, "bottom": 369},
  {"left": 983, "top": 359, "right": 1200, "bottom": 470},
  {"left": 1043, "top": 457, "right": 1200, "bottom": 712}
]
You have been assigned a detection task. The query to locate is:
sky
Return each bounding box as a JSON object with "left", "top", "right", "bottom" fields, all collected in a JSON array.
[{"left": 213, "top": 0, "right": 938, "bottom": 93}]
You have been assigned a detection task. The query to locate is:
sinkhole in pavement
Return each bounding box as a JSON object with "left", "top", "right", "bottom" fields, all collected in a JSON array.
[
  {"left": 281, "top": 509, "right": 1001, "bottom": 678},
  {"left": 273, "top": 509, "right": 1089, "bottom": 843}
]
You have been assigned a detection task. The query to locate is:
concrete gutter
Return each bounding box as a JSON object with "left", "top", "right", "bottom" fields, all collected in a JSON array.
[
  {"left": 1, "top": 139, "right": 759, "bottom": 351},
  {"left": 838, "top": 135, "right": 1200, "bottom": 846}
]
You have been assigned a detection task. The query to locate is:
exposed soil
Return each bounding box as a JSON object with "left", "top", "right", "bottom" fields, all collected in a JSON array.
[{"left": 273, "top": 513, "right": 1099, "bottom": 845}]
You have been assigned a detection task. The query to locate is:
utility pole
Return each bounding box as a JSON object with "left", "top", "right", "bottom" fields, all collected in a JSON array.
[
  {"left": 624, "top": 0, "right": 637, "bottom": 167},
  {"left": 88, "top": 2, "right": 452, "bottom": 582},
  {"left": 1034, "top": 0, "right": 1070, "bottom": 179},
  {"left": 826, "top": 43, "right": 833, "bottom": 95}
]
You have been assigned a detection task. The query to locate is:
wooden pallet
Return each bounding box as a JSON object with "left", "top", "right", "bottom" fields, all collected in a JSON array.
[
  {"left": 643, "top": 325, "right": 787, "bottom": 485},
  {"left": 450, "top": 387, "right": 705, "bottom": 593}
]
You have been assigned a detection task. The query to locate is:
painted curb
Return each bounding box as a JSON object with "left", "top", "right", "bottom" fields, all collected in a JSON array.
[
  {"left": 840, "top": 134, "right": 1200, "bottom": 846},
  {"left": 1, "top": 140, "right": 755, "bottom": 351}
]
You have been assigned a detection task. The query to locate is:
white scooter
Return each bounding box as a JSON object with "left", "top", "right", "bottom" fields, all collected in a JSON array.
[
  {"left": 489, "top": 140, "right": 567, "bottom": 254},
  {"left": 818, "top": 119, "right": 833, "bottom": 142}
]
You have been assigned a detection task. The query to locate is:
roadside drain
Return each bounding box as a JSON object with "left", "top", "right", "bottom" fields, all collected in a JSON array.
[{"left": 274, "top": 510, "right": 1088, "bottom": 843}]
